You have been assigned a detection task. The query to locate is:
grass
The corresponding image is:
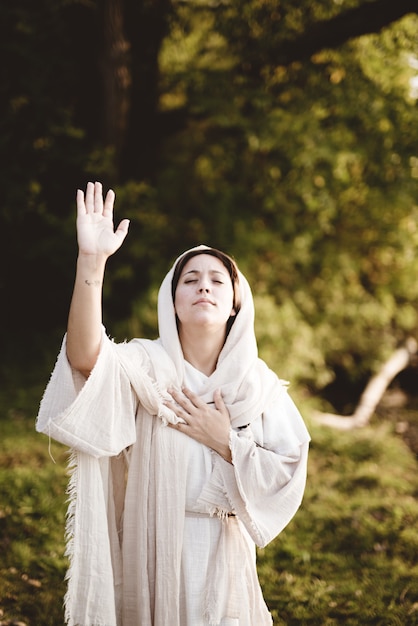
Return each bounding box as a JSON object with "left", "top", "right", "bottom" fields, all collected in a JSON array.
[
  {"left": 258, "top": 419, "right": 418, "bottom": 625},
  {"left": 0, "top": 387, "right": 68, "bottom": 625},
  {"left": 1, "top": 387, "right": 418, "bottom": 625}
]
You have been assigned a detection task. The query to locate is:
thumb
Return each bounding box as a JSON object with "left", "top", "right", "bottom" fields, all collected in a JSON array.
[{"left": 115, "top": 219, "right": 130, "bottom": 241}]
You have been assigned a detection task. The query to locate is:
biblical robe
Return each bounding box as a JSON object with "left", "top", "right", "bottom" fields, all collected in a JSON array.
[{"left": 37, "top": 246, "right": 310, "bottom": 626}]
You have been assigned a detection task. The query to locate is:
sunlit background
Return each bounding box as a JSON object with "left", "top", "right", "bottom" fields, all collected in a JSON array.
[{"left": 1, "top": 1, "right": 418, "bottom": 623}]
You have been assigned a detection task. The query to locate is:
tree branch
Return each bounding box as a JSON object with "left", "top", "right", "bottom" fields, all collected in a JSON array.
[
  {"left": 313, "top": 338, "right": 418, "bottom": 431},
  {"left": 274, "top": 0, "right": 418, "bottom": 66}
]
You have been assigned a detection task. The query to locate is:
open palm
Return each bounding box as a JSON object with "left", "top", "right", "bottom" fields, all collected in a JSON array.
[{"left": 76, "top": 181, "right": 129, "bottom": 257}]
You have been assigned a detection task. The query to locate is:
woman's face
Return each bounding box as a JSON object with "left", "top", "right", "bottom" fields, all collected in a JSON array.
[{"left": 174, "top": 254, "right": 236, "bottom": 333}]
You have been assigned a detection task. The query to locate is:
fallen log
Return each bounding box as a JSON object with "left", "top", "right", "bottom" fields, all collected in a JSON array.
[{"left": 313, "top": 337, "right": 418, "bottom": 430}]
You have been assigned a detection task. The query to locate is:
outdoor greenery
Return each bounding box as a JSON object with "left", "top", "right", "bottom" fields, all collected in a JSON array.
[
  {"left": 1, "top": 389, "right": 417, "bottom": 624},
  {"left": 1, "top": 0, "right": 418, "bottom": 623},
  {"left": 2, "top": 0, "right": 418, "bottom": 391},
  {"left": 0, "top": 389, "right": 68, "bottom": 625}
]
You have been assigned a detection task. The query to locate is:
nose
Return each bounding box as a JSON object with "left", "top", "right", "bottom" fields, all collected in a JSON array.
[{"left": 198, "top": 278, "right": 210, "bottom": 293}]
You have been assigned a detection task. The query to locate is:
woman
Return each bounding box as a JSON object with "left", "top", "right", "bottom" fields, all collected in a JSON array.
[{"left": 37, "top": 181, "right": 310, "bottom": 626}]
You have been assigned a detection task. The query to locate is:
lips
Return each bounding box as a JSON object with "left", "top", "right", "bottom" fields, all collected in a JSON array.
[{"left": 193, "top": 298, "right": 215, "bottom": 305}]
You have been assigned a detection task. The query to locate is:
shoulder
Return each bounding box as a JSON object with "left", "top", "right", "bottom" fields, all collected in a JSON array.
[
  {"left": 116, "top": 337, "right": 178, "bottom": 383},
  {"left": 112, "top": 337, "right": 160, "bottom": 373}
]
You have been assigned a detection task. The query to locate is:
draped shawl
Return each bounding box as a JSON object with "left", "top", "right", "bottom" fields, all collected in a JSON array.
[{"left": 37, "top": 246, "right": 310, "bottom": 625}]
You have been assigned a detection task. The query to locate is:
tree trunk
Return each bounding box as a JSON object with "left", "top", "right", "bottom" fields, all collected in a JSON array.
[
  {"left": 121, "top": 0, "right": 172, "bottom": 182},
  {"left": 99, "top": 0, "right": 132, "bottom": 178}
]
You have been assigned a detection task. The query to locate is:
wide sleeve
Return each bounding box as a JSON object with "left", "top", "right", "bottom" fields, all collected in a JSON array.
[
  {"left": 36, "top": 329, "right": 138, "bottom": 458},
  {"left": 196, "top": 389, "right": 310, "bottom": 548}
]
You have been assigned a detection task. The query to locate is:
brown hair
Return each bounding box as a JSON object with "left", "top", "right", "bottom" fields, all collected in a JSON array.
[{"left": 171, "top": 248, "right": 241, "bottom": 333}]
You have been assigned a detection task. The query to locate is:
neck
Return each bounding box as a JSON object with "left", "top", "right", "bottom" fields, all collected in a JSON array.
[{"left": 179, "top": 327, "right": 226, "bottom": 376}]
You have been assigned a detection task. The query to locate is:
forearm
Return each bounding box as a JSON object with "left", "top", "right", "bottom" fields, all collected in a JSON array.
[{"left": 66, "top": 252, "right": 107, "bottom": 376}]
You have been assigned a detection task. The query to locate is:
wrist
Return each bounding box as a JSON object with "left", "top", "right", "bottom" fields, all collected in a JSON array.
[
  {"left": 76, "top": 252, "right": 107, "bottom": 276},
  {"left": 214, "top": 434, "right": 233, "bottom": 464},
  {"left": 220, "top": 448, "right": 233, "bottom": 464}
]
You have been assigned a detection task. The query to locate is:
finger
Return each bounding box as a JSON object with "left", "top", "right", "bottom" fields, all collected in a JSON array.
[
  {"left": 168, "top": 387, "right": 187, "bottom": 405},
  {"left": 174, "top": 404, "right": 191, "bottom": 421},
  {"left": 180, "top": 387, "right": 203, "bottom": 408},
  {"left": 214, "top": 389, "right": 227, "bottom": 413},
  {"left": 163, "top": 397, "right": 187, "bottom": 418},
  {"left": 94, "top": 181, "right": 103, "bottom": 213},
  {"left": 84, "top": 181, "right": 95, "bottom": 213},
  {"left": 168, "top": 420, "right": 188, "bottom": 431},
  {"left": 76, "top": 188, "right": 86, "bottom": 216},
  {"left": 167, "top": 388, "right": 200, "bottom": 419},
  {"left": 103, "top": 189, "right": 115, "bottom": 218}
]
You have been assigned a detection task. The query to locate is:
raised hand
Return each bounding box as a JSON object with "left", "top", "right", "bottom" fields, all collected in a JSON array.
[{"left": 76, "top": 181, "right": 129, "bottom": 258}]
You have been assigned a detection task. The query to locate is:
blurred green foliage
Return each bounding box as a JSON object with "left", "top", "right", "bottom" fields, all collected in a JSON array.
[{"left": 1, "top": 1, "right": 418, "bottom": 397}]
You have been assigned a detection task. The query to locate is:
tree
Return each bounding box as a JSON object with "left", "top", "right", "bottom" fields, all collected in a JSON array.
[
  {"left": 267, "top": 0, "right": 417, "bottom": 65},
  {"left": 1, "top": 0, "right": 418, "bottom": 397},
  {"left": 97, "top": 0, "right": 418, "bottom": 179},
  {"left": 154, "top": 1, "right": 418, "bottom": 389}
]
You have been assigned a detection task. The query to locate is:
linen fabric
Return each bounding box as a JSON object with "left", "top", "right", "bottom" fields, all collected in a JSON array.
[{"left": 37, "top": 246, "right": 310, "bottom": 626}]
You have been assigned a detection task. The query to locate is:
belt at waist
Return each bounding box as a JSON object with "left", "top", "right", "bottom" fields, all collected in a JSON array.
[{"left": 185, "top": 510, "right": 236, "bottom": 518}]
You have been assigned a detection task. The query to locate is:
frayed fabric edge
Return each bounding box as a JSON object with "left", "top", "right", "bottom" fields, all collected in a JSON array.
[{"left": 63, "top": 449, "right": 78, "bottom": 626}]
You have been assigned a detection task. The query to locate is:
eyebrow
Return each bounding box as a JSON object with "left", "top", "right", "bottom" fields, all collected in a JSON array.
[{"left": 183, "top": 269, "right": 227, "bottom": 276}]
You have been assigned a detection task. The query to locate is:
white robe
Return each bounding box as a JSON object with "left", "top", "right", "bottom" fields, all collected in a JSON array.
[
  {"left": 179, "top": 361, "right": 306, "bottom": 626},
  {"left": 37, "top": 246, "right": 310, "bottom": 626}
]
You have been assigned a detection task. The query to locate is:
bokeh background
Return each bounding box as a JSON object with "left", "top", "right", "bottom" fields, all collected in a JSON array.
[{"left": 1, "top": 1, "right": 418, "bottom": 624}]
